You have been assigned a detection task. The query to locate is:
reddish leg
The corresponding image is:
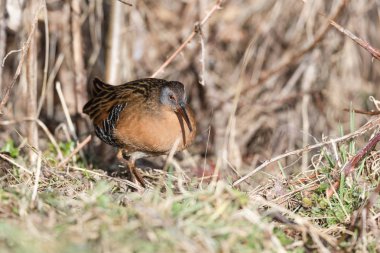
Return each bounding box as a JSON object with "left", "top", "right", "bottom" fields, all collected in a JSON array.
[{"left": 119, "top": 150, "right": 146, "bottom": 187}]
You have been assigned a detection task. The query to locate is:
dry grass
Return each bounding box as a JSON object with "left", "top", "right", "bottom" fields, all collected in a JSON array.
[{"left": 1, "top": 0, "right": 380, "bottom": 252}]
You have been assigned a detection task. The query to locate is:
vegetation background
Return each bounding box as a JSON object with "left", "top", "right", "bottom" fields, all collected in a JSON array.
[{"left": 1, "top": 0, "right": 380, "bottom": 252}]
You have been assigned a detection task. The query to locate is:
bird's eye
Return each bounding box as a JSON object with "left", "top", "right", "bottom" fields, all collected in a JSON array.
[{"left": 169, "top": 94, "right": 175, "bottom": 101}]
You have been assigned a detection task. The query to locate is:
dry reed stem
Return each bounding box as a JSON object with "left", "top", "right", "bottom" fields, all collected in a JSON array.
[
  {"left": 37, "top": 0, "right": 49, "bottom": 118},
  {"left": 37, "top": 54, "right": 65, "bottom": 117},
  {"left": 0, "top": 0, "right": 6, "bottom": 93},
  {"left": 163, "top": 137, "right": 181, "bottom": 172},
  {"left": 233, "top": 116, "right": 380, "bottom": 186},
  {"left": 0, "top": 1, "right": 44, "bottom": 114},
  {"left": 151, "top": 0, "right": 224, "bottom": 78},
  {"left": 25, "top": 1, "right": 40, "bottom": 164},
  {"left": 56, "top": 81, "right": 78, "bottom": 140},
  {"left": 71, "top": 0, "right": 87, "bottom": 113},
  {"left": 105, "top": 0, "right": 124, "bottom": 83}
]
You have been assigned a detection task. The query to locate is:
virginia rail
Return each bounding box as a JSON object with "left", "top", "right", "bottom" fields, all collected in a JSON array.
[{"left": 83, "top": 78, "right": 196, "bottom": 186}]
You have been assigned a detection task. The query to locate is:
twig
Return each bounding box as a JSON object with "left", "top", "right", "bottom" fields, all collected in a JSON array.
[
  {"left": 329, "top": 19, "right": 380, "bottom": 61},
  {"left": 0, "top": 1, "right": 44, "bottom": 114},
  {"left": 117, "top": 0, "right": 133, "bottom": 6},
  {"left": 56, "top": 81, "right": 78, "bottom": 140},
  {"left": 233, "top": 116, "right": 380, "bottom": 186},
  {"left": 151, "top": 0, "right": 223, "bottom": 78},
  {"left": 343, "top": 132, "right": 380, "bottom": 176},
  {"left": 0, "top": 153, "right": 32, "bottom": 174},
  {"left": 57, "top": 135, "right": 92, "bottom": 168},
  {"left": 343, "top": 108, "right": 380, "bottom": 116},
  {"left": 1, "top": 49, "right": 22, "bottom": 67}
]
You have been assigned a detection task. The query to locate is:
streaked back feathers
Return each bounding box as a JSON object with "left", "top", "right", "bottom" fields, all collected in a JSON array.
[{"left": 83, "top": 78, "right": 169, "bottom": 124}]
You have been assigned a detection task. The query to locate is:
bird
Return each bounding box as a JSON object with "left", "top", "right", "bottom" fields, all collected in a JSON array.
[{"left": 83, "top": 77, "right": 196, "bottom": 187}]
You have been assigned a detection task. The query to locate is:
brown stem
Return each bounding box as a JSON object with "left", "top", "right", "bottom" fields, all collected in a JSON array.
[
  {"left": 71, "top": 0, "right": 88, "bottom": 114},
  {"left": 25, "top": 1, "right": 40, "bottom": 164},
  {"left": 0, "top": 0, "right": 7, "bottom": 94},
  {"left": 105, "top": 0, "right": 124, "bottom": 84}
]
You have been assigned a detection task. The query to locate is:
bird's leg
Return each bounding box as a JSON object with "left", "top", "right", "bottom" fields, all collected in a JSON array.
[{"left": 120, "top": 150, "right": 146, "bottom": 187}]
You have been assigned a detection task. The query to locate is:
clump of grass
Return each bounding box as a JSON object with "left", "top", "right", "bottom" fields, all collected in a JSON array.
[
  {"left": 274, "top": 136, "right": 380, "bottom": 252},
  {"left": 0, "top": 174, "right": 301, "bottom": 253}
]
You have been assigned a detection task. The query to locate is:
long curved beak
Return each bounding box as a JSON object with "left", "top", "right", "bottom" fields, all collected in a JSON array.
[{"left": 177, "top": 102, "right": 193, "bottom": 132}]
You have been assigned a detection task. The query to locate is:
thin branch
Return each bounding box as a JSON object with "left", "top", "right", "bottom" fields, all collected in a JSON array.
[
  {"left": 343, "top": 132, "right": 380, "bottom": 176},
  {"left": 151, "top": 0, "right": 223, "bottom": 78},
  {"left": 0, "top": 153, "right": 32, "bottom": 174},
  {"left": 56, "top": 81, "right": 78, "bottom": 140},
  {"left": 328, "top": 19, "right": 380, "bottom": 61}
]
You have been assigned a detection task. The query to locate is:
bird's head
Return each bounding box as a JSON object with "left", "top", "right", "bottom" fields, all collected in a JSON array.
[{"left": 160, "top": 81, "right": 193, "bottom": 133}]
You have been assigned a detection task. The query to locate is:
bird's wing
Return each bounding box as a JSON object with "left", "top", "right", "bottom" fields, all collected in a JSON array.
[
  {"left": 83, "top": 78, "right": 166, "bottom": 124},
  {"left": 94, "top": 103, "right": 126, "bottom": 147},
  {"left": 83, "top": 78, "right": 133, "bottom": 125}
]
